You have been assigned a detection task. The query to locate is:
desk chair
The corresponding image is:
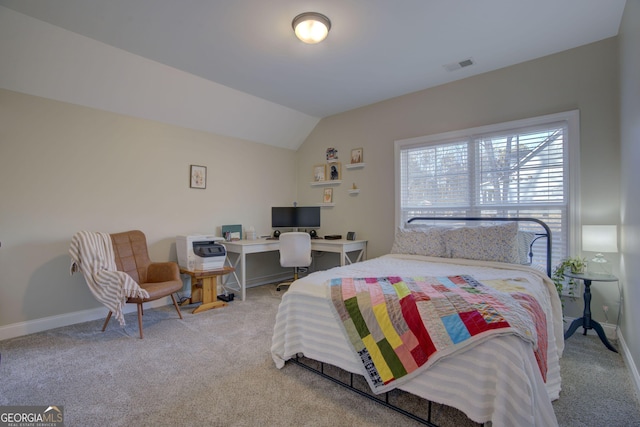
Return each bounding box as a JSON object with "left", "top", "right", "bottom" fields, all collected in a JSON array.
[{"left": 276, "top": 232, "right": 312, "bottom": 291}]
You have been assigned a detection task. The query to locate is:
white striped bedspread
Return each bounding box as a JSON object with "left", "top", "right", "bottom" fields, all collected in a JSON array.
[{"left": 271, "top": 254, "right": 563, "bottom": 427}]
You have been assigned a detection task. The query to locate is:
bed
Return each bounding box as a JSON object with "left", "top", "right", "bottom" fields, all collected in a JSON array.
[{"left": 271, "top": 218, "right": 563, "bottom": 427}]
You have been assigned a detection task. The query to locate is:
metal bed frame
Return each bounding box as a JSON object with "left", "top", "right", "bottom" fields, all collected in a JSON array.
[
  {"left": 289, "top": 355, "right": 462, "bottom": 426},
  {"left": 285, "top": 216, "right": 553, "bottom": 426}
]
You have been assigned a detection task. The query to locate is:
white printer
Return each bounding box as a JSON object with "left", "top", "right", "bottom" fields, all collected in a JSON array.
[{"left": 176, "top": 234, "right": 226, "bottom": 271}]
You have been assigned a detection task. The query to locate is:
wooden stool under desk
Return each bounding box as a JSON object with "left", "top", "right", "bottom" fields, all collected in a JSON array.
[{"left": 180, "top": 266, "right": 235, "bottom": 314}]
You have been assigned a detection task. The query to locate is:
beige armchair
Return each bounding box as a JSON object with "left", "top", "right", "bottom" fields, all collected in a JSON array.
[{"left": 102, "top": 230, "right": 183, "bottom": 338}]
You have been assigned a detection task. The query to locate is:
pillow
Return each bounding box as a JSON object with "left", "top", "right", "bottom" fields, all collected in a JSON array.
[
  {"left": 443, "top": 222, "right": 519, "bottom": 263},
  {"left": 516, "top": 231, "right": 536, "bottom": 265},
  {"left": 390, "top": 227, "right": 447, "bottom": 257}
]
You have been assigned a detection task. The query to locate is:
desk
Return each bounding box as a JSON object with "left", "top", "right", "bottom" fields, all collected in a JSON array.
[
  {"left": 563, "top": 271, "right": 618, "bottom": 352},
  {"left": 223, "top": 238, "right": 367, "bottom": 300},
  {"left": 180, "top": 266, "right": 235, "bottom": 314}
]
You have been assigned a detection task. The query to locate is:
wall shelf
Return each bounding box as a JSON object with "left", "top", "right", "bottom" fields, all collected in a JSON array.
[
  {"left": 310, "top": 180, "right": 342, "bottom": 187},
  {"left": 317, "top": 203, "right": 335, "bottom": 207},
  {"left": 345, "top": 163, "right": 365, "bottom": 170},
  {"left": 348, "top": 189, "right": 360, "bottom": 195}
]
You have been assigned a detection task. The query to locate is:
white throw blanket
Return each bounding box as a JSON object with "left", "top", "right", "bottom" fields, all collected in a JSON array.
[{"left": 69, "top": 231, "right": 150, "bottom": 326}]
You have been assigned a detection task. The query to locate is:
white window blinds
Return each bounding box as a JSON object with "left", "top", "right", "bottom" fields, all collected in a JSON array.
[{"left": 395, "top": 111, "right": 580, "bottom": 268}]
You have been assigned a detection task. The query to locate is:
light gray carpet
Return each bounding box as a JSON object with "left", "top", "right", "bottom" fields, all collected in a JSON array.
[
  {"left": 553, "top": 329, "right": 640, "bottom": 426},
  {"left": 0, "top": 285, "right": 639, "bottom": 427}
]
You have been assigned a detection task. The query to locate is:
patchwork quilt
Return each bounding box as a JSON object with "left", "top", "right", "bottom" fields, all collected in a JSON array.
[{"left": 329, "top": 275, "right": 547, "bottom": 393}]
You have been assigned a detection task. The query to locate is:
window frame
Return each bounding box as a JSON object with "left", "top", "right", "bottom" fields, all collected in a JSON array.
[{"left": 394, "top": 110, "right": 581, "bottom": 259}]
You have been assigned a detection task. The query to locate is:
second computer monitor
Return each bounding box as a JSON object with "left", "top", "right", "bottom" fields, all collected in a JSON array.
[
  {"left": 296, "top": 206, "right": 320, "bottom": 229},
  {"left": 271, "top": 206, "right": 320, "bottom": 229}
]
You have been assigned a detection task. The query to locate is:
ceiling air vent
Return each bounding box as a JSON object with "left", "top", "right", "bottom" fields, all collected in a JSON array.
[{"left": 443, "top": 58, "right": 474, "bottom": 72}]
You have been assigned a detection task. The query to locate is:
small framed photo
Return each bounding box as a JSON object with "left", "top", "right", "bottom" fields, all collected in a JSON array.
[
  {"left": 326, "top": 147, "right": 338, "bottom": 162},
  {"left": 190, "top": 165, "right": 207, "bottom": 189},
  {"left": 327, "top": 162, "right": 341, "bottom": 180},
  {"left": 323, "top": 188, "right": 333, "bottom": 203},
  {"left": 350, "top": 148, "right": 363, "bottom": 164},
  {"left": 313, "top": 164, "right": 327, "bottom": 182}
]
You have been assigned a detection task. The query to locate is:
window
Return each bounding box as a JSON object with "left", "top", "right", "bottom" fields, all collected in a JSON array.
[{"left": 394, "top": 111, "right": 580, "bottom": 268}]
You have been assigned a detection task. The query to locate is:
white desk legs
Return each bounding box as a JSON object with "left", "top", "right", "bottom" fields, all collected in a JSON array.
[
  {"left": 340, "top": 248, "right": 347, "bottom": 266},
  {"left": 240, "top": 252, "right": 246, "bottom": 300},
  {"left": 343, "top": 247, "right": 366, "bottom": 265},
  {"left": 223, "top": 251, "right": 246, "bottom": 301}
]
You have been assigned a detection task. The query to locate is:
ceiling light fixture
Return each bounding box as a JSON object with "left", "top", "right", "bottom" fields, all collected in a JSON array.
[{"left": 292, "top": 12, "right": 331, "bottom": 44}]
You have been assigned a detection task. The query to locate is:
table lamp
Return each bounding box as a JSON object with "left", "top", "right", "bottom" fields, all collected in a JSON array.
[{"left": 582, "top": 225, "right": 618, "bottom": 274}]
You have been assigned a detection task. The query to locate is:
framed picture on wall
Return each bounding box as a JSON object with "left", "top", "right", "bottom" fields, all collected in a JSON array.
[
  {"left": 350, "top": 148, "right": 363, "bottom": 164},
  {"left": 313, "top": 164, "right": 327, "bottom": 182},
  {"left": 323, "top": 188, "right": 333, "bottom": 204},
  {"left": 190, "top": 165, "right": 207, "bottom": 189},
  {"left": 328, "top": 162, "right": 341, "bottom": 180}
]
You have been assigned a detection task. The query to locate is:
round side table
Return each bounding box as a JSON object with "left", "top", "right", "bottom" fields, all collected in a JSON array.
[{"left": 563, "top": 270, "right": 618, "bottom": 352}]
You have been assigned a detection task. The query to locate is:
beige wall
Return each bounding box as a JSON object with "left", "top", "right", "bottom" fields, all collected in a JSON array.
[
  {"left": 297, "top": 37, "right": 621, "bottom": 322},
  {"left": 619, "top": 0, "right": 640, "bottom": 390},
  {"left": 0, "top": 89, "right": 297, "bottom": 332}
]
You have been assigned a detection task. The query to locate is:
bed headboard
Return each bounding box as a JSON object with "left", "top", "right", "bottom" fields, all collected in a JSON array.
[{"left": 406, "top": 217, "right": 552, "bottom": 277}]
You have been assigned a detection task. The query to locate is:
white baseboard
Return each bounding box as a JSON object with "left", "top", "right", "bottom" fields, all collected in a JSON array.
[
  {"left": 0, "top": 297, "right": 171, "bottom": 341},
  {"left": 248, "top": 274, "right": 291, "bottom": 288},
  {"left": 227, "top": 272, "right": 291, "bottom": 289},
  {"left": 618, "top": 331, "right": 640, "bottom": 405}
]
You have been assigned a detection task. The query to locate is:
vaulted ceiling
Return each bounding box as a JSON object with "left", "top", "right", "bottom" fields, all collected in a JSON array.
[{"left": 0, "top": 1, "right": 627, "bottom": 149}]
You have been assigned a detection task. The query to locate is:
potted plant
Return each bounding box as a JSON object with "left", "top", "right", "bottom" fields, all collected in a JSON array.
[{"left": 552, "top": 257, "right": 586, "bottom": 298}]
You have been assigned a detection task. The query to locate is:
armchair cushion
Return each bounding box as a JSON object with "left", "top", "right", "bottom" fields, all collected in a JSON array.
[
  {"left": 146, "top": 261, "right": 181, "bottom": 284},
  {"left": 129, "top": 279, "right": 183, "bottom": 303}
]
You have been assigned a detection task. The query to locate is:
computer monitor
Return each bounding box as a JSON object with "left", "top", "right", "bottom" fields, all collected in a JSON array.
[
  {"left": 271, "top": 206, "right": 321, "bottom": 229},
  {"left": 296, "top": 206, "right": 321, "bottom": 229},
  {"left": 271, "top": 207, "right": 296, "bottom": 228}
]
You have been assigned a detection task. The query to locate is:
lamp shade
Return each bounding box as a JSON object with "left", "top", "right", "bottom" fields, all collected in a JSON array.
[
  {"left": 582, "top": 225, "right": 618, "bottom": 253},
  {"left": 292, "top": 12, "right": 331, "bottom": 44}
]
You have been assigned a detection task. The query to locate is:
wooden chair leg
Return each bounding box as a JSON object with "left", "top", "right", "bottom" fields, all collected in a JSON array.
[
  {"left": 137, "top": 303, "right": 144, "bottom": 339},
  {"left": 103, "top": 297, "right": 181, "bottom": 339},
  {"left": 171, "top": 294, "right": 183, "bottom": 319},
  {"left": 102, "top": 311, "right": 113, "bottom": 332}
]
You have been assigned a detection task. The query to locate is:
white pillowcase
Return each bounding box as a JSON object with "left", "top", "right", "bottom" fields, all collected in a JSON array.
[
  {"left": 390, "top": 227, "right": 447, "bottom": 257},
  {"left": 442, "top": 222, "right": 520, "bottom": 264},
  {"left": 516, "top": 231, "right": 536, "bottom": 265}
]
